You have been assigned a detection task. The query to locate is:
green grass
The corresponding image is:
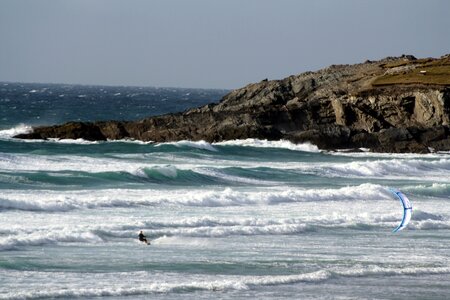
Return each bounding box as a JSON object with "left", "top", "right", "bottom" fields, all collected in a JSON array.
[{"left": 373, "top": 58, "right": 450, "bottom": 86}]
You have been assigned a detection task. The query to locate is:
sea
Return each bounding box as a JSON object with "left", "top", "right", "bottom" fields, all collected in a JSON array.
[{"left": 0, "top": 82, "right": 449, "bottom": 299}]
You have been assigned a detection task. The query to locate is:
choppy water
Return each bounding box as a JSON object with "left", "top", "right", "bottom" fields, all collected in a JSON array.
[{"left": 1, "top": 82, "right": 449, "bottom": 299}]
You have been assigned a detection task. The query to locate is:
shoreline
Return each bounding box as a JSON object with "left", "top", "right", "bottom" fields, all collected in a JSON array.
[{"left": 13, "top": 54, "right": 450, "bottom": 154}]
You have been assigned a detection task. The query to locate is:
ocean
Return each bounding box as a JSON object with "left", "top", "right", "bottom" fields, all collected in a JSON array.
[{"left": 0, "top": 82, "right": 449, "bottom": 299}]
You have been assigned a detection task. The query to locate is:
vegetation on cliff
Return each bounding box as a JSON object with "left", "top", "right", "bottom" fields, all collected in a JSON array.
[{"left": 373, "top": 55, "right": 450, "bottom": 86}]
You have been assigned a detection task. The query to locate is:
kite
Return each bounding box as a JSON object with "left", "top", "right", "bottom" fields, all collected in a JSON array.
[{"left": 390, "top": 188, "right": 413, "bottom": 232}]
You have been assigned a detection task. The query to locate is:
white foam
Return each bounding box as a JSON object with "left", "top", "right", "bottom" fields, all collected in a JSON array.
[
  {"left": 0, "top": 197, "right": 76, "bottom": 212},
  {"left": 132, "top": 165, "right": 178, "bottom": 179},
  {"left": 318, "top": 158, "right": 450, "bottom": 180},
  {"left": 0, "top": 270, "right": 330, "bottom": 299},
  {"left": 170, "top": 184, "right": 388, "bottom": 207},
  {"left": 145, "top": 222, "right": 312, "bottom": 238},
  {"left": 2, "top": 265, "right": 449, "bottom": 299},
  {"left": 157, "top": 140, "right": 218, "bottom": 152},
  {"left": 107, "top": 139, "right": 154, "bottom": 144},
  {"left": 0, "top": 183, "right": 392, "bottom": 212},
  {"left": 140, "top": 216, "right": 279, "bottom": 229},
  {"left": 2, "top": 141, "right": 449, "bottom": 183},
  {"left": 105, "top": 211, "right": 413, "bottom": 239},
  {"left": 215, "top": 138, "right": 320, "bottom": 152},
  {"left": 0, "top": 124, "right": 33, "bottom": 138},
  {"left": 336, "top": 265, "right": 450, "bottom": 278},
  {"left": 407, "top": 183, "right": 450, "bottom": 197},
  {"left": 152, "top": 235, "right": 214, "bottom": 247},
  {"left": 47, "top": 138, "right": 99, "bottom": 144},
  {"left": 0, "top": 126, "right": 99, "bottom": 144},
  {"left": 194, "top": 167, "right": 277, "bottom": 185},
  {"left": 136, "top": 208, "right": 438, "bottom": 238},
  {"left": 0, "top": 231, "right": 102, "bottom": 251},
  {"left": 410, "top": 220, "right": 450, "bottom": 230},
  {"left": 132, "top": 167, "right": 148, "bottom": 178},
  {"left": 329, "top": 150, "right": 449, "bottom": 159},
  {"left": 0, "top": 154, "right": 277, "bottom": 186},
  {"left": 4, "top": 200, "right": 446, "bottom": 245},
  {"left": 154, "top": 165, "right": 178, "bottom": 178},
  {"left": 0, "top": 154, "right": 164, "bottom": 174},
  {"left": 1, "top": 136, "right": 315, "bottom": 152}
]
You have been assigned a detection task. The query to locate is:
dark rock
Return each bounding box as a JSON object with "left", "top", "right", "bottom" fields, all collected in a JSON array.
[
  {"left": 19, "top": 122, "right": 107, "bottom": 141},
  {"left": 400, "top": 54, "right": 417, "bottom": 61},
  {"left": 350, "top": 131, "right": 380, "bottom": 149}
]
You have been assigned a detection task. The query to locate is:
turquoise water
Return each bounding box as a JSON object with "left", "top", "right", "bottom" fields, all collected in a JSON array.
[{"left": 1, "top": 83, "right": 450, "bottom": 299}]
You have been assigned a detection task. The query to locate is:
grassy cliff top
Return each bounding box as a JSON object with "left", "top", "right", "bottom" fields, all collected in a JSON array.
[{"left": 372, "top": 55, "right": 450, "bottom": 86}]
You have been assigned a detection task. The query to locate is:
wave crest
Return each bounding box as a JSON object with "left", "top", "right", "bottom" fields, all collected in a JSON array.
[
  {"left": 157, "top": 140, "right": 218, "bottom": 151},
  {"left": 0, "top": 183, "right": 391, "bottom": 212},
  {"left": 0, "top": 124, "right": 32, "bottom": 138},
  {"left": 0, "top": 231, "right": 102, "bottom": 251},
  {"left": 215, "top": 138, "right": 320, "bottom": 152},
  {"left": 2, "top": 265, "right": 449, "bottom": 299}
]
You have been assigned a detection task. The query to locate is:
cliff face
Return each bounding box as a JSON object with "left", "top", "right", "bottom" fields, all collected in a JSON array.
[{"left": 15, "top": 55, "right": 450, "bottom": 153}]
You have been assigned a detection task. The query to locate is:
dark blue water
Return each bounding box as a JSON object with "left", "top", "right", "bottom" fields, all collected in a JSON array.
[{"left": 0, "top": 82, "right": 227, "bottom": 129}]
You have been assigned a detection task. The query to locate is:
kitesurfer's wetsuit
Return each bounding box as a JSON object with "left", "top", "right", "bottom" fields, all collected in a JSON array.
[{"left": 139, "top": 232, "right": 148, "bottom": 244}]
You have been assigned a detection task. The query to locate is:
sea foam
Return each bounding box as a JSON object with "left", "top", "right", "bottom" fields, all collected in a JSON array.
[
  {"left": 0, "top": 183, "right": 393, "bottom": 212},
  {"left": 157, "top": 140, "right": 218, "bottom": 151},
  {"left": 318, "top": 158, "right": 450, "bottom": 180},
  {"left": 0, "top": 231, "right": 102, "bottom": 251},
  {"left": 0, "top": 124, "right": 32, "bottom": 138},
  {"left": 215, "top": 138, "right": 320, "bottom": 152},
  {"left": 2, "top": 152, "right": 449, "bottom": 185},
  {"left": 1, "top": 266, "right": 449, "bottom": 299}
]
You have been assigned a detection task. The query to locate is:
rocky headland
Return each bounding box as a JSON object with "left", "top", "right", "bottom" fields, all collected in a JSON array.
[{"left": 15, "top": 55, "right": 450, "bottom": 153}]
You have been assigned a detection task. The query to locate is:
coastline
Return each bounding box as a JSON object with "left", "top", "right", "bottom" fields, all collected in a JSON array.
[{"left": 14, "top": 54, "right": 450, "bottom": 153}]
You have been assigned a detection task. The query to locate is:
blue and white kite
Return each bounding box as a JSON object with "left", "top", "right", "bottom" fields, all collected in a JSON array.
[{"left": 390, "top": 188, "right": 413, "bottom": 232}]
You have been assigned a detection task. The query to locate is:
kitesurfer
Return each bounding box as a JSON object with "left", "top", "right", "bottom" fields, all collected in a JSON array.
[{"left": 138, "top": 230, "right": 150, "bottom": 245}]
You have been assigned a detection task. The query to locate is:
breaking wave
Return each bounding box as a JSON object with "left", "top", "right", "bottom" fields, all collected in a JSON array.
[
  {"left": 0, "top": 183, "right": 391, "bottom": 212},
  {"left": 215, "top": 139, "right": 320, "bottom": 152},
  {"left": 0, "top": 231, "right": 102, "bottom": 251},
  {"left": 2, "top": 208, "right": 448, "bottom": 252},
  {"left": 406, "top": 183, "right": 450, "bottom": 197},
  {"left": 1, "top": 265, "right": 449, "bottom": 299},
  {"left": 318, "top": 158, "right": 450, "bottom": 180},
  {"left": 157, "top": 140, "right": 218, "bottom": 152},
  {"left": 0, "top": 124, "right": 32, "bottom": 138},
  {"left": 2, "top": 152, "right": 449, "bottom": 185}
]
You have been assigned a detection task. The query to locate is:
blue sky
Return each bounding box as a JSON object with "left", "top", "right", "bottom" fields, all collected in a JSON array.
[{"left": 1, "top": 0, "right": 449, "bottom": 89}]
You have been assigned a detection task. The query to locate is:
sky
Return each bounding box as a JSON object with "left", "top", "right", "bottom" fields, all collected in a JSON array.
[{"left": 0, "top": 0, "right": 449, "bottom": 89}]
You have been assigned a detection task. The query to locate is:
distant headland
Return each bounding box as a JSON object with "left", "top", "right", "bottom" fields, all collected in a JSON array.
[{"left": 15, "top": 54, "right": 450, "bottom": 153}]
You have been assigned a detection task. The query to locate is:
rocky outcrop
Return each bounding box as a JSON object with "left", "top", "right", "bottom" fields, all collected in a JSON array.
[{"left": 15, "top": 54, "right": 450, "bottom": 153}]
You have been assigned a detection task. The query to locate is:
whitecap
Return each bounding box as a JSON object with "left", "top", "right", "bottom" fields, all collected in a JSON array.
[
  {"left": 0, "top": 124, "right": 33, "bottom": 138},
  {"left": 157, "top": 140, "right": 218, "bottom": 152},
  {"left": 318, "top": 158, "right": 450, "bottom": 180},
  {"left": 132, "top": 166, "right": 178, "bottom": 178},
  {"left": 2, "top": 265, "right": 449, "bottom": 299},
  {"left": 0, "top": 183, "right": 392, "bottom": 213},
  {"left": 216, "top": 138, "right": 320, "bottom": 152},
  {"left": 0, "top": 231, "right": 102, "bottom": 251}
]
